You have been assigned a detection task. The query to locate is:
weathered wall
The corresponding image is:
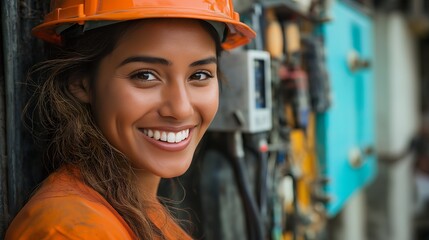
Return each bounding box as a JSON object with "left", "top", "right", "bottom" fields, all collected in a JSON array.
[{"left": 1, "top": 1, "right": 49, "bottom": 238}]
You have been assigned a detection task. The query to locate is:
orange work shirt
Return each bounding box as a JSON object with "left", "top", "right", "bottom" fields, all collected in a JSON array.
[{"left": 5, "top": 168, "right": 192, "bottom": 240}]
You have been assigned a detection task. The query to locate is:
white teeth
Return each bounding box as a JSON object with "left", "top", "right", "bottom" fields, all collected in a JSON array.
[
  {"left": 143, "top": 129, "right": 190, "bottom": 143},
  {"left": 175, "top": 132, "right": 182, "bottom": 143},
  {"left": 167, "top": 132, "right": 175, "bottom": 143},
  {"left": 154, "top": 130, "right": 161, "bottom": 140},
  {"left": 160, "top": 132, "right": 167, "bottom": 141}
]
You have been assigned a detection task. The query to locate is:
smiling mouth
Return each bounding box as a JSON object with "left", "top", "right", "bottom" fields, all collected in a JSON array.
[{"left": 142, "top": 129, "right": 190, "bottom": 143}]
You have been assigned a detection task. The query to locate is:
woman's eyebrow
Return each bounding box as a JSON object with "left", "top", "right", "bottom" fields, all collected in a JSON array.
[
  {"left": 119, "top": 56, "right": 171, "bottom": 67},
  {"left": 190, "top": 57, "right": 217, "bottom": 67}
]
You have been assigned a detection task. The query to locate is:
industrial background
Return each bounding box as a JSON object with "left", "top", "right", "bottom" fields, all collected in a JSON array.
[{"left": 1, "top": 0, "right": 429, "bottom": 239}]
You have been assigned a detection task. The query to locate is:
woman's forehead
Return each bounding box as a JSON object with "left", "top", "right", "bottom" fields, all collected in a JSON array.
[
  {"left": 101, "top": 19, "right": 217, "bottom": 67},
  {"left": 113, "top": 19, "right": 216, "bottom": 53}
]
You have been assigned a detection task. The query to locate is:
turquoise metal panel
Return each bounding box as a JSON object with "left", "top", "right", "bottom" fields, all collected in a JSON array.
[{"left": 316, "top": 1, "right": 376, "bottom": 216}]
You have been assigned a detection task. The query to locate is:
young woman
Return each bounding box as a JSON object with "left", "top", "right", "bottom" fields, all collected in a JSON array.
[{"left": 5, "top": 1, "right": 255, "bottom": 239}]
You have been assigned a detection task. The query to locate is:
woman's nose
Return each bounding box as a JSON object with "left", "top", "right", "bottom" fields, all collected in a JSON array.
[{"left": 158, "top": 82, "right": 194, "bottom": 120}]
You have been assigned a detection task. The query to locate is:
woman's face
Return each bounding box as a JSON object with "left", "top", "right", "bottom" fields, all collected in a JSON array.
[{"left": 90, "top": 19, "right": 219, "bottom": 178}]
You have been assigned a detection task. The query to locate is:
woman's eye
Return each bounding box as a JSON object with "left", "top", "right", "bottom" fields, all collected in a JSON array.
[
  {"left": 190, "top": 71, "right": 213, "bottom": 81},
  {"left": 130, "top": 71, "right": 157, "bottom": 81}
]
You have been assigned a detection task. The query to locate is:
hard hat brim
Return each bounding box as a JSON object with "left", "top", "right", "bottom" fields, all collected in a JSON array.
[{"left": 32, "top": 7, "right": 256, "bottom": 50}]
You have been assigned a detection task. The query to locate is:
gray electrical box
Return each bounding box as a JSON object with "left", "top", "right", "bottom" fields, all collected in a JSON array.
[{"left": 210, "top": 50, "right": 272, "bottom": 133}]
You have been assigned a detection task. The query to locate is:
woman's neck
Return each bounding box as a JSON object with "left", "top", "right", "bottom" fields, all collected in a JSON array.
[{"left": 134, "top": 169, "right": 162, "bottom": 201}]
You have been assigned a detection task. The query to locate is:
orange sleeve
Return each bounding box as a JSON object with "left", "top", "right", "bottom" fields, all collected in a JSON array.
[{"left": 5, "top": 194, "right": 133, "bottom": 240}]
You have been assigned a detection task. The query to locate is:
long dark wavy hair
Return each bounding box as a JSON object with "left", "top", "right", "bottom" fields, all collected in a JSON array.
[{"left": 24, "top": 19, "right": 223, "bottom": 239}]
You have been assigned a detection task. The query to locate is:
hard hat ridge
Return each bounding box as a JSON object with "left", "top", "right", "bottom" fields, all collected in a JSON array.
[
  {"left": 55, "top": 20, "right": 227, "bottom": 44},
  {"left": 33, "top": 0, "right": 256, "bottom": 50}
]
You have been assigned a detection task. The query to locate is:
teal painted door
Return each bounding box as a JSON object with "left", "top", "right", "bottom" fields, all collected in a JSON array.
[{"left": 316, "top": 1, "right": 376, "bottom": 216}]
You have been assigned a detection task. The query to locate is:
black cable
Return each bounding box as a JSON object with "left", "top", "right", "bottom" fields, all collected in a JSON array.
[
  {"left": 258, "top": 149, "right": 269, "bottom": 235},
  {"left": 229, "top": 132, "right": 264, "bottom": 240},
  {"left": 230, "top": 155, "right": 264, "bottom": 240}
]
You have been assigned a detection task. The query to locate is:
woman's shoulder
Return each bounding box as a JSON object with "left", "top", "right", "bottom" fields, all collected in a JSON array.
[{"left": 5, "top": 168, "right": 135, "bottom": 240}]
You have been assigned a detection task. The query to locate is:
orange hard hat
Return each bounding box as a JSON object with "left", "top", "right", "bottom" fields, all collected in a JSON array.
[{"left": 32, "top": 0, "right": 256, "bottom": 50}]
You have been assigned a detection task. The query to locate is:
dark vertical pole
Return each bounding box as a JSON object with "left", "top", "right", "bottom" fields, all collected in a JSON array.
[
  {"left": 1, "top": 0, "right": 48, "bottom": 238},
  {"left": 0, "top": 10, "right": 8, "bottom": 238},
  {"left": 1, "top": 2, "right": 21, "bottom": 234}
]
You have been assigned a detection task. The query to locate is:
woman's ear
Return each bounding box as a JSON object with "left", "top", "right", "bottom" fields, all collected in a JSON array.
[{"left": 68, "top": 76, "right": 91, "bottom": 103}]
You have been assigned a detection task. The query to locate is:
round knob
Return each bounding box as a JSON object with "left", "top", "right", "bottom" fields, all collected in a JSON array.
[
  {"left": 348, "top": 50, "right": 371, "bottom": 72},
  {"left": 349, "top": 147, "right": 363, "bottom": 168}
]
